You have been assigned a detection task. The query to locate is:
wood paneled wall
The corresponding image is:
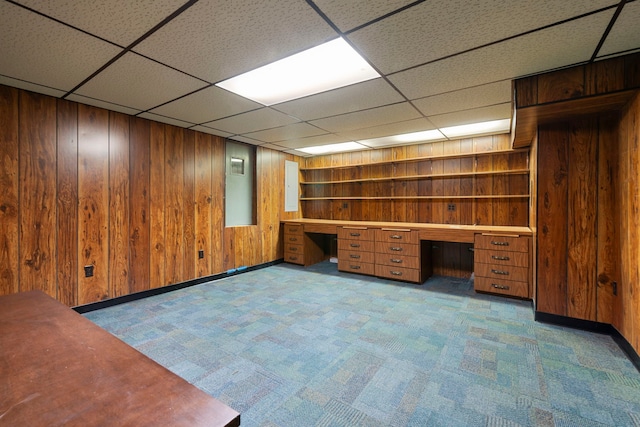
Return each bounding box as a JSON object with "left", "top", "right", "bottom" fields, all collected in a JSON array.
[
  {"left": 301, "top": 134, "right": 530, "bottom": 277},
  {"left": 536, "top": 115, "right": 621, "bottom": 323},
  {"left": 0, "top": 85, "right": 301, "bottom": 306},
  {"left": 617, "top": 91, "right": 640, "bottom": 353}
]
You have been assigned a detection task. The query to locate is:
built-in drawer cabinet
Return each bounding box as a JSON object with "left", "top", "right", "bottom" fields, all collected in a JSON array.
[
  {"left": 284, "top": 224, "right": 305, "bottom": 265},
  {"left": 375, "top": 264, "right": 421, "bottom": 283},
  {"left": 374, "top": 229, "right": 422, "bottom": 283},
  {"left": 338, "top": 227, "right": 375, "bottom": 276},
  {"left": 474, "top": 233, "right": 531, "bottom": 299}
]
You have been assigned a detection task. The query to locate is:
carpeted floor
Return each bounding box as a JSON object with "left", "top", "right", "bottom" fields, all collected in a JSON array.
[{"left": 84, "top": 262, "right": 640, "bottom": 426}]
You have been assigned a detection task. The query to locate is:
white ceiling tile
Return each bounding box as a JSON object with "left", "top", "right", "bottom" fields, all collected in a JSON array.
[
  {"left": 310, "top": 102, "right": 421, "bottom": 133},
  {"left": 65, "top": 94, "right": 142, "bottom": 116},
  {"left": 349, "top": 0, "right": 617, "bottom": 74},
  {"left": 230, "top": 135, "right": 263, "bottom": 146},
  {"left": 75, "top": 52, "right": 207, "bottom": 111},
  {"left": 598, "top": 1, "right": 640, "bottom": 57},
  {"left": 313, "top": 0, "right": 416, "bottom": 32},
  {"left": 190, "top": 125, "right": 233, "bottom": 138},
  {"left": 275, "top": 134, "right": 354, "bottom": 149},
  {"left": 284, "top": 149, "right": 313, "bottom": 157},
  {"left": 389, "top": 10, "right": 614, "bottom": 100},
  {"left": 0, "top": 2, "right": 122, "bottom": 92},
  {"left": 260, "top": 143, "right": 288, "bottom": 151},
  {"left": 427, "top": 103, "right": 512, "bottom": 128},
  {"left": 204, "top": 108, "right": 300, "bottom": 135},
  {"left": 134, "top": 0, "right": 337, "bottom": 83},
  {"left": 0, "top": 75, "right": 66, "bottom": 98},
  {"left": 337, "top": 118, "right": 437, "bottom": 141},
  {"left": 243, "top": 123, "right": 328, "bottom": 143},
  {"left": 14, "top": 0, "right": 186, "bottom": 46},
  {"left": 413, "top": 81, "right": 512, "bottom": 116},
  {"left": 273, "top": 78, "right": 404, "bottom": 121},
  {"left": 150, "top": 86, "right": 262, "bottom": 124},
  {"left": 138, "top": 112, "right": 196, "bottom": 128}
]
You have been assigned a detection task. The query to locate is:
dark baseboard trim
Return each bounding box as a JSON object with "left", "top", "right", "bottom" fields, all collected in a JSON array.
[
  {"left": 535, "top": 311, "right": 640, "bottom": 373},
  {"left": 73, "top": 259, "right": 284, "bottom": 314}
]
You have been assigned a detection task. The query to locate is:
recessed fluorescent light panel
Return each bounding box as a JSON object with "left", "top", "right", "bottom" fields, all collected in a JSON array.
[
  {"left": 216, "top": 38, "right": 380, "bottom": 106},
  {"left": 359, "top": 129, "right": 445, "bottom": 148},
  {"left": 296, "top": 141, "right": 367, "bottom": 155},
  {"left": 440, "top": 119, "right": 511, "bottom": 138}
]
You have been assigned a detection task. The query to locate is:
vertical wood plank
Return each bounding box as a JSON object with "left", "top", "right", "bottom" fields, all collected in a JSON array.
[
  {"left": 164, "top": 125, "right": 184, "bottom": 284},
  {"left": 537, "top": 122, "right": 569, "bottom": 315},
  {"left": 0, "top": 86, "right": 19, "bottom": 297},
  {"left": 109, "top": 112, "right": 130, "bottom": 298},
  {"left": 195, "top": 132, "right": 213, "bottom": 277},
  {"left": 19, "top": 91, "right": 57, "bottom": 297},
  {"left": 129, "top": 117, "right": 150, "bottom": 293},
  {"left": 56, "top": 99, "right": 78, "bottom": 306},
  {"left": 474, "top": 136, "right": 494, "bottom": 225},
  {"left": 211, "top": 136, "right": 225, "bottom": 274},
  {"left": 183, "top": 129, "right": 196, "bottom": 280},
  {"left": 77, "top": 104, "right": 109, "bottom": 304},
  {"left": 596, "top": 115, "right": 619, "bottom": 324},
  {"left": 566, "top": 119, "right": 598, "bottom": 320},
  {"left": 149, "top": 121, "right": 165, "bottom": 288}
]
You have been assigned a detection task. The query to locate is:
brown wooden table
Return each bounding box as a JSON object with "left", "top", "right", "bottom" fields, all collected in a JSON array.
[{"left": 0, "top": 290, "right": 240, "bottom": 426}]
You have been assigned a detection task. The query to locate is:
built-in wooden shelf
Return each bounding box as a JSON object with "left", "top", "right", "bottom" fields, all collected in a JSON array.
[
  {"left": 299, "top": 148, "right": 529, "bottom": 171},
  {"left": 300, "top": 194, "right": 529, "bottom": 201},
  {"left": 301, "top": 169, "right": 529, "bottom": 185}
]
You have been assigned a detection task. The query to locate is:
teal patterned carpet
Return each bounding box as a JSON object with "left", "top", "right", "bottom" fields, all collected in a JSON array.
[{"left": 85, "top": 262, "right": 640, "bottom": 426}]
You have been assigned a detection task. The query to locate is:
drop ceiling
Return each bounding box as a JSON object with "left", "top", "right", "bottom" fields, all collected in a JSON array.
[{"left": 1, "top": 0, "right": 638, "bottom": 156}]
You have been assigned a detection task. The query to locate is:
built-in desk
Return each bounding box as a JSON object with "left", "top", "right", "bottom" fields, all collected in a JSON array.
[
  {"left": 282, "top": 219, "right": 533, "bottom": 299},
  {"left": 0, "top": 291, "right": 240, "bottom": 427}
]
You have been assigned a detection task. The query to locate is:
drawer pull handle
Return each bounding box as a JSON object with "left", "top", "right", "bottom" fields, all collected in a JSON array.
[
  {"left": 391, "top": 271, "right": 403, "bottom": 276},
  {"left": 491, "top": 241, "right": 509, "bottom": 246},
  {"left": 350, "top": 232, "right": 361, "bottom": 237},
  {"left": 289, "top": 247, "right": 297, "bottom": 251},
  {"left": 289, "top": 256, "right": 298, "bottom": 261},
  {"left": 390, "top": 234, "right": 403, "bottom": 239},
  {"left": 492, "top": 283, "right": 510, "bottom": 290},
  {"left": 491, "top": 269, "right": 509, "bottom": 275},
  {"left": 350, "top": 254, "right": 361, "bottom": 259},
  {"left": 289, "top": 228, "right": 298, "bottom": 232},
  {"left": 350, "top": 243, "right": 360, "bottom": 248},
  {"left": 390, "top": 247, "right": 403, "bottom": 251},
  {"left": 491, "top": 255, "right": 510, "bottom": 261},
  {"left": 391, "top": 259, "right": 403, "bottom": 263},
  {"left": 289, "top": 237, "right": 298, "bottom": 242},
  {"left": 350, "top": 265, "right": 361, "bottom": 270}
]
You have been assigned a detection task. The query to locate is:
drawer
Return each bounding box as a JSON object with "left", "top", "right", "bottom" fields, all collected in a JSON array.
[
  {"left": 375, "top": 264, "right": 421, "bottom": 283},
  {"left": 375, "top": 253, "right": 420, "bottom": 270},
  {"left": 375, "top": 229, "right": 417, "bottom": 244},
  {"left": 284, "top": 223, "right": 303, "bottom": 235},
  {"left": 338, "top": 239, "right": 376, "bottom": 253},
  {"left": 284, "top": 251, "right": 304, "bottom": 265},
  {"left": 338, "top": 227, "right": 375, "bottom": 241},
  {"left": 475, "top": 276, "right": 528, "bottom": 298},
  {"left": 284, "top": 233, "right": 304, "bottom": 244},
  {"left": 284, "top": 243, "right": 304, "bottom": 255},
  {"left": 339, "top": 250, "right": 375, "bottom": 264},
  {"left": 474, "top": 234, "right": 529, "bottom": 252},
  {"left": 474, "top": 249, "right": 528, "bottom": 267},
  {"left": 376, "top": 242, "right": 419, "bottom": 257},
  {"left": 338, "top": 260, "right": 375, "bottom": 276},
  {"left": 475, "top": 263, "right": 529, "bottom": 283}
]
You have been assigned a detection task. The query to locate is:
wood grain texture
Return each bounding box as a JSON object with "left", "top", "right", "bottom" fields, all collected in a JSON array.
[
  {"left": 56, "top": 100, "right": 78, "bottom": 306},
  {"left": 536, "top": 122, "right": 569, "bottom": 315},
  {"left": 77, "top": 104, "right": 109, "bottom": 305},
  {"left": 183, "top": 129, "right": 196, "bottom": 280},
  {"left": 0, "top": 86, "right": 19, "bottom": 297},
  {"left": 537, "top": 66, "right": 584, "bottom": 104},
  {"left": 596, "top": 115, "right": 619, "bottom": 325},
  {"left": 164, "top": 125, "right": 184, "bottom": 285},
  {"left": 211, "top": 136, "right": 225, "bottom": 274},
  {"left": 566, "top": 119, "right": 597, "bottom": 320},
  {"left": 129, "top": 117, "right": 151, "bottom": 294},
  {"left": 109, "top": 112, "right": 130, "bottom": 298},
  {"left": 149, "top": 121, "right": 166, "bottom": 288},
  {"left": 195, "top": 132, "right": 213, "bottom": 277},
  {"left": 19, "top": 91, "right": 57, "bottom": 297}
]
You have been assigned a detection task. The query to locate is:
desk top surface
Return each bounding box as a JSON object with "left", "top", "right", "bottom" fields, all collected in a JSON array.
[
  {"left": 282, "top": 218, "right": 533, "bottom": 236},
  {"left": 0, "top": 290, "right": 240, "bottom": 427}
]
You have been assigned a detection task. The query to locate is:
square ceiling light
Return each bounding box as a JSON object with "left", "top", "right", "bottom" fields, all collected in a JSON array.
[
  {"left": 296, "top": 141, "right": 367, "bottom": 155},
  {"left": 216, "top": 38, "right": 380, "bottom": 106},
  {"left": 358, "top": 129, "right": 445, "bottom": 148},
  {"left": 440, "top": 119, "right": 511, "bottom": 138}
]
